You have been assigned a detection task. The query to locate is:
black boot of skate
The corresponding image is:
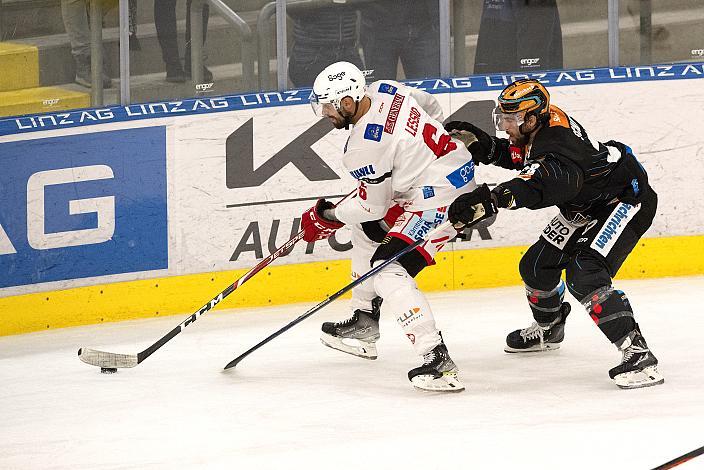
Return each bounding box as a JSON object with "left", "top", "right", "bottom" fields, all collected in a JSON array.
[
  {"left": 609, "top": 328, "right": 664, "bottom": 389},
  {"left": 408, "top": 341, "right": 465, "bottom": 392},
  {"left": 320, "top": 297, "right": 382, "bottom": 359},
  {"left": 505, "top": 302, "right": 571, "bottom": 353}
]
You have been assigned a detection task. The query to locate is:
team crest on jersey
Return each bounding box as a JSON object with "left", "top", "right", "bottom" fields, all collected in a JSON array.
[
  {"left": 364, "top": 123, "right": 383, "bottom": 142},
  {"left": 350, "top": 164, "right": 375, "bottom": 180},
  {"left": 378, "top": 83, "right": 397, "bottom": 95}
]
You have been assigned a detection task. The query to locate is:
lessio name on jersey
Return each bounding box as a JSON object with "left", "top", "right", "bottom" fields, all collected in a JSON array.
[{"left": 405, "top": 107, "right": 421, "bottom": 137}]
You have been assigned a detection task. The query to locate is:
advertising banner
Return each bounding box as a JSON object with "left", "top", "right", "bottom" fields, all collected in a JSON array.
[
  {"left": 0, "top": 127, "right": 168, "bottom": 288},
  {"left": 1, "top": 64, "right": 703, "bottom": 297}
]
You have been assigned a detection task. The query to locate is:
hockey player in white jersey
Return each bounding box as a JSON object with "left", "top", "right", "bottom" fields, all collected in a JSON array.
[{"left": 300, "top": 61, "right": 478, "bottom": 392}]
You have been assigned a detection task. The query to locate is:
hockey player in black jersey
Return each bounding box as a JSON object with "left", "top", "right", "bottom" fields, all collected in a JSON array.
[{"left": 445, "top": 79, "right": 663, "bottom": 389}]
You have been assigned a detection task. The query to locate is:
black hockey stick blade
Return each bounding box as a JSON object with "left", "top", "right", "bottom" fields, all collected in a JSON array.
[
  {"left": 223, "top": 221, "right": 453, "bottom": 370},
  {"left": 651, "top": 444, "right": 704, "bottom": 470}
]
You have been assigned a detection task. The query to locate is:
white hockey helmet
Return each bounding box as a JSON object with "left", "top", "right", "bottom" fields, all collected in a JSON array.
[{"left": 311, "top": 61, "right": 366, "bottom": 117}]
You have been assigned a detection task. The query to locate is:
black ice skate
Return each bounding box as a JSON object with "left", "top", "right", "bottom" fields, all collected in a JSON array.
[
  {"left": 320, "top": 298, "right": 382, "bottom": 359},
  {"left": 505, "top": 302, "right": 571, "bottom": 353},
  {"left": 408, "top": 342, "right": 465, "bottom": 392},
  {"left": 609, "top": 329, "right": 664, "bottom": 389}
]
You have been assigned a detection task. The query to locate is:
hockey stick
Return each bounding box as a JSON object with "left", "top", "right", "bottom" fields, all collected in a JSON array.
[
  {"left": 78, "top": 190, "right": 356, "bottom": 370},
  {"left": 651, "top": 444, "right": 704, "bottom": 470},
  {"left": 223, "top": 220, "right": 454, "bottom": 370}
]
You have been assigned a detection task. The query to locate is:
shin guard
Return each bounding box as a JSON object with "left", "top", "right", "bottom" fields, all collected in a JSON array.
[
  {"left": 581, "top": 286, "right": 637, "bottom": 344},
  {"left": 525, "top": 281, "right": 566, "bottom": 325},
  {"left": 373, "top": 262, "right": 442, "bottom": 355}
]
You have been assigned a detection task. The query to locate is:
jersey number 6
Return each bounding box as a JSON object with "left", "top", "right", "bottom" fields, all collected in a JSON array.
[{"left": 423, "top": 123, "right": 457, "bottom": 158}]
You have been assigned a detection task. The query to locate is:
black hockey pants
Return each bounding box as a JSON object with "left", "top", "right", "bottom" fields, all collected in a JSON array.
[{"left": 518, "top": 189, "right": 658, "bottom": 345}]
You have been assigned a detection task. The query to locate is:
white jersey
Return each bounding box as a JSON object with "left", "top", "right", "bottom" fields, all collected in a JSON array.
[{"left": 334, "top": 80, "right": 477, "bottom": 224}]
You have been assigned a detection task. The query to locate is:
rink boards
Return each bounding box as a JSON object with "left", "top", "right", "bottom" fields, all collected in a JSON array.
[{"left": 1, "top": 63, "right": 703, "bottom": 335}]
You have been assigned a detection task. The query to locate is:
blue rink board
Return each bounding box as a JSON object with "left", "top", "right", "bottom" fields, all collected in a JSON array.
[{"left": 0, "top": 127, "right": 167, "bottom": 288}]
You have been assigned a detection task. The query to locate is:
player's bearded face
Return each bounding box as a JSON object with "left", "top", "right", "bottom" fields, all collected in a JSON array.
[
  {"left": 495, "top": 110, "right": 529, "bottom": 145},
  {"left": 321, "top": 103, "right": 349, "bottom": 129}
]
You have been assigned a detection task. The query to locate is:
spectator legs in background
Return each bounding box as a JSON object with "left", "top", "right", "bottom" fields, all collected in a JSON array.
[
  {"left": 129, "top": 0, "right": 141, "bottom": 51},
  {"left": 154, "top": 0, "right": 186, "bottom": 82},
  {"left": 60, "top": 0, "right": 112, "bottom": 88},
  {"left": 398, "top": 26, "right": 440, "bottom": 80},
  {"left": 360, "top": 33, "right": 401, "bottom": 81},
  {"left": 184, "top": 0, "right": 212, "bottom": 82}
]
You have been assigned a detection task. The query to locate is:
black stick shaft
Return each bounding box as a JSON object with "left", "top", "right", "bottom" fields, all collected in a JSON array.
[
  {"left": 81, "top": 190, "right": 356, "bottom": 367},
  {"left": 651, "top": 445, "right": 704, "bottom": 470},
  {"left": 135, "top": 190, "right": 357, "bottom": 363},
  {"left": 223, "top": 221, "right": 452, "bottom": 370}
]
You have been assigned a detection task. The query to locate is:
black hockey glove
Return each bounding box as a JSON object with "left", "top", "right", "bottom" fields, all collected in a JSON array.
[
  {"left": 448, "top": 183, "right": 499, "bottom": 229},
  {"left": 445, "top": 121, "right": 496, "bottom": 165}
]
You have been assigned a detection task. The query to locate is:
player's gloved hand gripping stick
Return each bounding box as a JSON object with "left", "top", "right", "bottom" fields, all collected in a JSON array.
[
  {"left": 223, "top": 219, "right": 456, "bottom": 370},
  {"left": 78, "top": 190, "right": 357, "bottom": 373}
]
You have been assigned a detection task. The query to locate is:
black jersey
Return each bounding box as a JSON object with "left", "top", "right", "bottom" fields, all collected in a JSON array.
[{"left": 491, "top": 105, "right": 651, "bottom": 222}]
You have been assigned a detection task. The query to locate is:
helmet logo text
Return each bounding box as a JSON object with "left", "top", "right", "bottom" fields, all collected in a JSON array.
[{"left": 328, "top": 71, "right": 346, "bottom": 81}]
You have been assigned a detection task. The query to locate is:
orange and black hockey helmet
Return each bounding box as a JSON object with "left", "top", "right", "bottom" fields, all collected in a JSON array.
[{"left": 497, "top": 79, "right": 550, "bottom": 122}]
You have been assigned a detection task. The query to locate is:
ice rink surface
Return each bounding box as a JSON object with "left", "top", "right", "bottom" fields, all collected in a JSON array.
[{"left": 2, "top": 276, "right": 703, "bottom": 470}]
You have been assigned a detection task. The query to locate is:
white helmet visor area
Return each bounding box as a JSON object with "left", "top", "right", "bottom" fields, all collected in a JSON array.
[
  {"left": 310, "top": 92, "right": 334, "bottom": 117},
  {"left": 492, "top": 106, "right": 525, "bottom": 132},
  {"left": 311, "top": 95, "right": 340, "bottom": 119}
]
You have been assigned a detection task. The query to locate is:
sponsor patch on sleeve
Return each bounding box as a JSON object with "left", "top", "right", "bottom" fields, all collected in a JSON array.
[
  {"left": 364, "top": 123, "right": 384, "bottom": 142},
  {"left": 378, "top": 83, "right": 398, "bottom": 95},
  {"left": 384, "top": 93, "right": 405, "bottom": 134},
  {"left": 445, "top": 160, "right": 475, "bottom": 189},
  {"left": 422, "top": 186, "right": 435, "bottom": 199}
]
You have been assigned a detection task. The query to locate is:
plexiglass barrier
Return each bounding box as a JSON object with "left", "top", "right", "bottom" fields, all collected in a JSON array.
[{"left": 0, "top": 0, "right": 702, "bottom": 120}]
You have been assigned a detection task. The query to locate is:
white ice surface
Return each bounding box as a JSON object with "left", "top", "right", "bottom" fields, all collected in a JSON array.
[{"left": 2, "top": 277, "right": 704, "bottom": 470}]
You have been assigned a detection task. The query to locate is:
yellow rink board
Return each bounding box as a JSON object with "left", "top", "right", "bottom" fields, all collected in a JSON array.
[
  {"left": 0, "top": 42, "right": 39, "bottom": 91},
  {"left": 0, "top": 86, "right": 90, "bottom": 118},
  {"left": 1, "top": 235, "right": 702, "bottom": 336}
]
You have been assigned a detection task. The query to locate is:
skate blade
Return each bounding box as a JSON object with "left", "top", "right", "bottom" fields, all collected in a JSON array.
[
  {"left": 504, "top": 343, "right": 561, "bottom": 353},
  {"left": 320, "top": 334, "right": 377, "bottom": 360},
  {"left": 613, "top": 365, "right": 664, "bottom": 389},
  {"left": 411, "top": 372, "right": 465, "bottom": 393}
]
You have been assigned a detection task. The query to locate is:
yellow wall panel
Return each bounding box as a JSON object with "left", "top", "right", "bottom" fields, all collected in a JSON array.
[
  {"left": 2, "top": 235, "right": 702, "bottom": 336},
  {"left": 0, "top": 42, "right": 39, "bottom": 91}
]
